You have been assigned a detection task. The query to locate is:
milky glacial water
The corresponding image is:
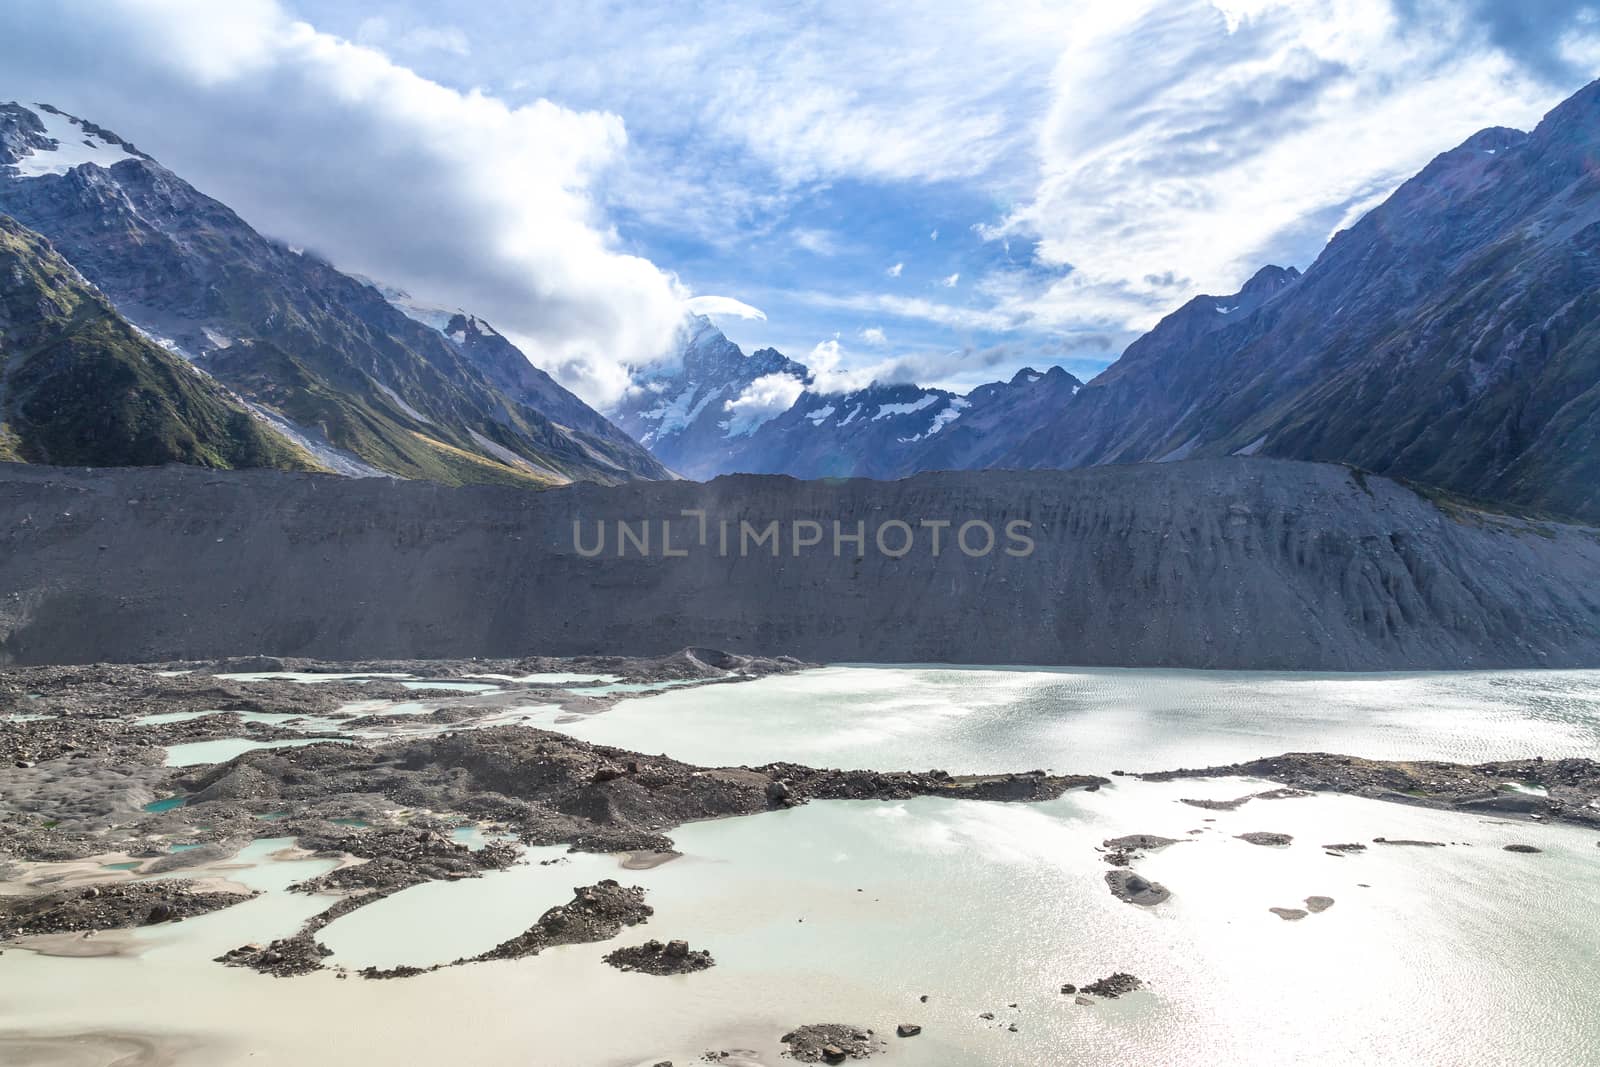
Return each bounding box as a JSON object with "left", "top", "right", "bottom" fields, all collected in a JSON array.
[
  {"left": 564, "top": 678, "right": 707, "bottom": 696},
  {"left": 542, "top": 665, "right": 1600, "bottom": 774},
  {"left": 4, "top": 666, "right": 1599, "bottom": 1067},
  {"left": 163, "top": 737, "right": 353, "bottom": 767}
]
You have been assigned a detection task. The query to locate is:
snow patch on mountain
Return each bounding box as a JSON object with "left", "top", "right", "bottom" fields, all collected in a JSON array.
[
  {"left": 6, "top": 106, "right": 138, "bottom": 178},
  {"left": 361, "top": 277, "right": 463, "bottom": 335},
  {"left": 639, "top": 383, "right": 728, "bottom": 443},
  {"left": 926, "top": 398, "right": 970, "bottom": 435},
  {"left": 872, "top": 395, "right": 939, "bottom": 420},
  {"left": 895, "top": 397, "right": 970, "bottom": 443}
]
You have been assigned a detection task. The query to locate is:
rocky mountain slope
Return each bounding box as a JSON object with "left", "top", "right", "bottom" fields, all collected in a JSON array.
[
  {"left": 0, "top": 458, "right": 1595, "bottom": 669},
  {"left": 613, "top": 81, "right": 1600, "bottom": 524},
  {"left": 0, "top": 102, "right": 670, "bottom": 487},
  {"left": 0, "top": 216, "right": 312, "bottom": 471},
  {"left": 610, "top": 316, "right": 1082, "bottom": 479},
  {"left": 1006, "top": 82, "right": 1600, "bottom": 523}
]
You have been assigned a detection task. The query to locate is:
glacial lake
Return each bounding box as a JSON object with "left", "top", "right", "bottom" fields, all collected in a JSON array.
[
  {"left": 538, "top": 664, "right": 1600, "bottom": 773},
  {"left": 3, "top": 665, "right": 1599, "bottom": 1066}
]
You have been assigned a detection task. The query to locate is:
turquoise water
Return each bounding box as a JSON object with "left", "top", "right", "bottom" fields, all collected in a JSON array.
[
  {"left": 143, "top": 796, "right": 188, "bottom": 813},
  {"left": 101, "top": 861, "right": 143, "bottom": 871},
  {"left": 448, "top": 824, "right": 517, "bottom": 852}
]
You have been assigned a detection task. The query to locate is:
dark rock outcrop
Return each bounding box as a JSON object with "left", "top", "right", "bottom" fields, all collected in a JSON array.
[
  {"left": 779, "top": 1024, "right": 880, "bottom": 1063},
  {"left": 1105, "top": 869, "right": 1170, "bottom": 906},
  {"left": 604, "top": 938, "right": 715, "bottom": 975},
  {"left": 1142, "top": 754, "right": 1600, "bottom": 829},
  {"left": 2, "top": 880, "right": 252, "bottom": 936}
]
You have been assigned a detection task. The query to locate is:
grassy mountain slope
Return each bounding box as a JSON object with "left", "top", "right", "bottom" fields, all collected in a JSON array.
[{"left": 0, "top": 215, "right": 314, "bottom": 471}]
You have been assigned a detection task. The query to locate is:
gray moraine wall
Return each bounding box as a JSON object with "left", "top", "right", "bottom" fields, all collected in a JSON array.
[{"left": 0, "top": 458, "right": 1597, "bottom": 669}]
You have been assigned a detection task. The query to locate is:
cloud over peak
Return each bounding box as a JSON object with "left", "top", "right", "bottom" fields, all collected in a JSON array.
[{"left": 0, "top": 0, "right": 685, "bottom": 407}]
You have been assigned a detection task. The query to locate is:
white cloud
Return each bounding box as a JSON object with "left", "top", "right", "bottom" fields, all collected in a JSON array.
[
  {"left": 886, "top": 261, "right": 904, "bottom": 278},
  {"left": 722, "top": 371, "right": 807, "bottom": 436},
  {"left": 685, "top": 295, "right": 768, "bottom": 321},
  {"left": 0, "top": 0, "right": 684, "bottom": 407},
  {"left": 483, "top": 0, "right": 1585, "bottom": 356},
  {"left": 797, "top": 334, "right": 1084, "bottom": 398},
  {"left": 802, "top": 338, "right": 873, "bottom": 394},
  {"left": 792, "top": 228, "right": 840, "bottom": 256},
  {"left": 860, "top": 326, "right": 888, "bottom": 345},
  {"left": 941, "top": 273, "right": 960, "bottom": 288},
  {"left": 791, "top": 289, "right": 1018, "bottom": 333}
]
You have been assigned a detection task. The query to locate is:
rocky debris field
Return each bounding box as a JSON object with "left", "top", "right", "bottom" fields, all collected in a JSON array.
[
  {"left": 466, "top": 880, "right": 651, "bottom": 966},
  {"left": 0, "top": 656, "right": 1116, "bottom": 985},
  {"left": 1139, "top": 754, "right": 1600, "bottom": 828},
  {"left": 2, "top": 879, "right": 253, "bottom": 936}
]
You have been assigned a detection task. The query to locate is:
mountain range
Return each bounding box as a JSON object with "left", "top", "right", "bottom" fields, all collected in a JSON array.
[
  {"left": 0, "top": 102, "right": 669, "bottom": 486},
  {"left": 1002, "top": 85, "right": 1600, "bottom": 525},
  {"left": 609, "top": 314, "right": 1083, "bottom": 480},
  {"left": 613, "top": 81, "right": 1600, "bottom": 523},
  {"left": 1, "top": 80, "right": 1597, "bottom": 524}
]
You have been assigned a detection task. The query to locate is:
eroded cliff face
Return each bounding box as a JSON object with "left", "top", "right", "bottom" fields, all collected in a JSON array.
[{"left": 0, "top": 458, "right": 1596, "bottom": 669}]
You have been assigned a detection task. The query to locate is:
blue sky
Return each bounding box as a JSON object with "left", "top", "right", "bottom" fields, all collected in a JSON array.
[{"left": 2, "top": 1, "right": 1598, "bottom": 403}]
